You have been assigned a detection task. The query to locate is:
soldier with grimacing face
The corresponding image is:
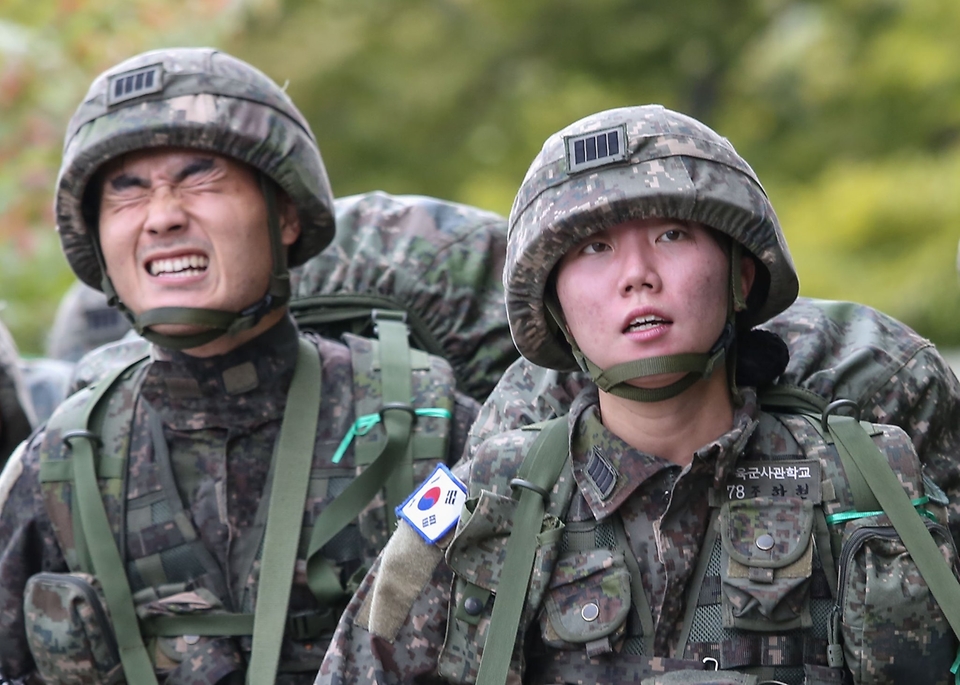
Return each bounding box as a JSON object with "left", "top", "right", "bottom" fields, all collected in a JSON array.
[{"left": 0, "top": 47, "right": 477, "bottom": 685}]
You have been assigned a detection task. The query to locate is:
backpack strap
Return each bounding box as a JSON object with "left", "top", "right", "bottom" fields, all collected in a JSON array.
[
  {"left": 56, "top": 356, "right": 159, "bottom": 684},
  {"left": 246, "top": 338, "right": 322, "bottom": 683},
  {"left": 475, "top": 416, "right": 571, "bottom": 685},
  {"left": 304, "top": 317, "right": 454, "bottom": 605}
]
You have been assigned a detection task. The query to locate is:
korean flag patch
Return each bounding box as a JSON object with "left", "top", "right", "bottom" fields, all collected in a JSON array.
[{"left": 397, "top": 464, "right": 468, "bottom": 544}]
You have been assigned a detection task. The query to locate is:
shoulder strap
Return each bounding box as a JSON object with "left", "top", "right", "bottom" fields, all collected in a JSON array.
[
  {"left": 475, "top": 416, "right": 570, "bottom": 685},
  {"left": 823, "top": 412, "right": 960, "bottom": 640},
  {"left": 59, "top": 357, "right": 159, "bottom": 684},
  {"left": 246, "top": 338, "right": 322, "bottom": 684}
]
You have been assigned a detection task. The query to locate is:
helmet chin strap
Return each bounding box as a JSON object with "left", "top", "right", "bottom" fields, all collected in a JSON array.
[
  {"left": 97, "top": 174, "right": 291, "bottom": 351},
  {"left": 548, "top": 243, "right": 746, "bottom": 403}
]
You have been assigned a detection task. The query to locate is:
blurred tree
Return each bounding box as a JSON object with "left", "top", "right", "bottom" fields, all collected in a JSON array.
[{"left": 2, "top": 0, "right": 960, "bottom": 352}]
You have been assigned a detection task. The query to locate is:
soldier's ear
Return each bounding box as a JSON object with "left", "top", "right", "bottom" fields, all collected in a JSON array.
[{"left": 278, "top": 193, "right": 301, "bottom": 247}]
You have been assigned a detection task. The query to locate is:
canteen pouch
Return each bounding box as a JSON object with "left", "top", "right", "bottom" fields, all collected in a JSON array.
[
  {"left": 539, "top": 548, "right": 631, "bottom": 657},
  {"left": 23, "top": 572, "right": 122, "bottom": 685},
  {"left": 719, "top": 496, "right": 815, "bottom": 631},
  {"left": 835, "top": 514, "right": 959, "bottom": 685}
]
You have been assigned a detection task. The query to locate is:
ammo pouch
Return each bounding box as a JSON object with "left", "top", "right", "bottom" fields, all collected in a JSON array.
[
  {"left": 835, "top": 512, "right": 959, "bottom": 685},
  {"left": 24, "top": 572, "right": 122, "bottom": 685},
  {"left": 539, "top": 548, "right": 631, "bottom": 657},
  {"left": 719, "top": 496, "right": 815, "bottom": 631}
]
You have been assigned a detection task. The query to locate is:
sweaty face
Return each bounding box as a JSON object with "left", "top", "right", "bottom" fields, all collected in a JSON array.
[
  {"left": 555, "top": 218, "right": 754, "bottom": 386},
  {"left": 97, "top": 148, "right": 298, "bottom": 330}
]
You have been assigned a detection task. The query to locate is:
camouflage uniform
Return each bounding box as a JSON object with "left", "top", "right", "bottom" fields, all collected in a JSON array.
[
  {"left": 318, "top": 107, "right": 960, "bottom": 684},
  {"left": 0, "top": 48, "right": 480, "bottom": 684}
]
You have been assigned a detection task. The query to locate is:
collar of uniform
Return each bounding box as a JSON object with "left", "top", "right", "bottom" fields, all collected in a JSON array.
[
  {"left": 569, "top": 385, "right": 760, "bottom": 520},
  {"left": 140, "top": 314, "right": 301, "bottom": 428}
]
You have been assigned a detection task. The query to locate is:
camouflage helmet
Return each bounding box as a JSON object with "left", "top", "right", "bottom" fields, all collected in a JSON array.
[
  {"left": 505, "top": 104, "right": 799, "bottom": 371},
  {"left": 55, "top": 47, "right": 335, "bottom": 291}
]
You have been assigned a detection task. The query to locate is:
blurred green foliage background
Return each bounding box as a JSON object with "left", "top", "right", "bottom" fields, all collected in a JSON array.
[{"left": 2, "top": 0, "right": 960, "bottom": 355}]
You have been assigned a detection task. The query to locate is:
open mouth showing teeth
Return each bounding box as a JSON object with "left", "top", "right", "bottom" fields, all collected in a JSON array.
[
  {"left": 148, "top": 255, "right": 209, "bottom": 278},
  {"left": 624, "top": 315, "right": 669, "bottom": 333}
]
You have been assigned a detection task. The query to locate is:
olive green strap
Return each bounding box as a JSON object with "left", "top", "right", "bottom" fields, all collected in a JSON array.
[
  {"left": 826, "top": 414, "right": 960, "bottom": 638},
  {"left": 375, "top": 313, "right": 415, "bottom": 527},
  {"left": 304, "top": 314, "right": 417, "bottom": 605},
  {"left": 66, "top": 363, "right": 158, "bottom": 685},
  {"left": 246, "top": 338, "right": 322, "bottom": 684},
  {"left": 476, "top": 417, "right": 570, "bottom": 685}
]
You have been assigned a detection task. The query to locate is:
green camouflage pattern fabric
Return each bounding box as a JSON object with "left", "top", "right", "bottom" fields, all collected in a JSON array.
[
  {"left": 317, "top": 380, "right": 959, "bottom": 684},
  {"left": 0, "top": 316, "right": 34, "bottom": 466},
  {"left": 23, "top": 572, "right": 122, "bottom": 684},
  {"left": 56, "top": 47, "right": 335, "bottom": 289},
  {"left": 47, "top": 281, "right": 132, "bottom": 363},
  {"left": 505, "top": 105, "right": 798, "bottom": 371},
  {"left": 467, "top": 297, "right": 960, "bottom": 546},
  {"left": 290, "top": 191, "right": 516, "bottom": 401},
  {"left": 0, "top": 316, "right": 479, "bottom": 683}
]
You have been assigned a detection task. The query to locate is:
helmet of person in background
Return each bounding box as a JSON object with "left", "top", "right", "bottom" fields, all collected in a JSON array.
[
  {"left": 505, "top": 104, "right": 799, "bottom": 372},
  {"left": 47, "top": 281, "right": 132, "bottom": 363},
  {"left": 54, "top": 47, "right": 335, "bottom": 347}
]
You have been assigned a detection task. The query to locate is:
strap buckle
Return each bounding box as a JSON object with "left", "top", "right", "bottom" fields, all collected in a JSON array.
[
  {"left": 510, "top": 478, "right": 549, "bottom": 500},
  {"left": 379, "top": 402, "right": 417, "bottom": 425},
  {"left": 821, "top": 399, "right": 861, "bottom": 433},
  {"left": 62, "top": 429, "right": 103, "bottom": 449}
]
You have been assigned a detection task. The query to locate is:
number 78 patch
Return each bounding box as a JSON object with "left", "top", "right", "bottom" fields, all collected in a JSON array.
[{"left": 396, "top": 463, "right": 468, "bottom": 544}]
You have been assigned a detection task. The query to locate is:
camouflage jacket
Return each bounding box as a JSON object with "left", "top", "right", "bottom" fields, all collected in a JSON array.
[
  {"left": 317, "top": 383, "right": 959, "bottom": 685},
  {"left": 0, "top": 315, "right": 479, "bottom": 684}
]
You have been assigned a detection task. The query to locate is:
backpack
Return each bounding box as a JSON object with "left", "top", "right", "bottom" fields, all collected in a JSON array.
[{"left": 290, "top": 190, "right": 516, "bottom": 403}]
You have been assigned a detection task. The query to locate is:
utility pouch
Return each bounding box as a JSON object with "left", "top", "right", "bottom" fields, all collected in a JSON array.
[
  {"left": 440, "top": 489, "right": 564, "bottom": 684},
  {"left": 719, "top": 496, "right": 815, "bottom": 631},
  {"left": 155, "top": 636, "right": 244, "bottom": 685},
  {"left": 539, "top": 549, "right": 631, "bottom": 657},
  {"left": 23, "top": 572, "right": 122, "bottom": 685},
  {"left": 836, "top": 513, "right": 959, "bottom": 685}
]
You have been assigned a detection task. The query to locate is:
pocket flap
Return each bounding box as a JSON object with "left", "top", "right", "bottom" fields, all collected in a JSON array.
[
  {"left": 542, "top": 550, "right": 631, "bottom": 643},
  {"left": 720, "top": 497, "right": 814, "bottom": 568},
  {"left": 446, "top": 489, "right": 563, "bottom": 591}
]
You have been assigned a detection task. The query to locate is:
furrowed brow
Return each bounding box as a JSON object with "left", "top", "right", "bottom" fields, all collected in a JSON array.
[
  {"left": 108, "top": 173, "right": 149, "bottom": 192},
  {"left": 175, "top": 157, "right": 216, "bottom": 183}
]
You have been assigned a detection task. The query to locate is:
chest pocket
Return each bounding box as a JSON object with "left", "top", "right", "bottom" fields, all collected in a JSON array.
[
  {"left": 539, "top": 548, "right": 631, "bottom": 657},
  {"left": 719, "top": 496, "right": 815, "bottom": 631}
]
